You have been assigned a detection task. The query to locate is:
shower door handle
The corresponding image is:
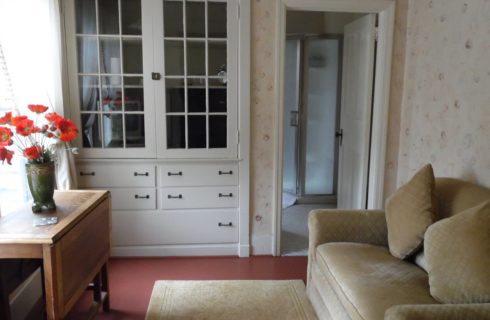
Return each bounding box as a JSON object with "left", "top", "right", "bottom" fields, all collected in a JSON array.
[
  {"left": 336, "top": 129, "right": 344, "bottom": 146},
  {"left": 290, "top": 110, "right": 299, "bottom": 127}
]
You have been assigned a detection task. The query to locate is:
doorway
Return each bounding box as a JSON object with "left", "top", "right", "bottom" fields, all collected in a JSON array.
[
  {"left": 280, "top": 10, "right": 370, "bottom": 255},
  {"left": 275, "top": 0, "right": 395, "bottom": 256}
]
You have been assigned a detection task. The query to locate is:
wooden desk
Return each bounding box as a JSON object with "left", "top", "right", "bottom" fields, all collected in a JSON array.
[{"left": 0, "top": 190, "right": 111, "bottom": 320}]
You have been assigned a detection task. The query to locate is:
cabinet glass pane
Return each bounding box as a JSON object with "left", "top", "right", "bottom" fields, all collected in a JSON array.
[
  {"left": 125, "top": 114, "right": 145, "bottom": 147},
  {"left": 209, "top": 115, "right": 226, "bottom": 148},
  {"left": 75, "top": 0, "right": 96, "bottom": 34},
  {"left": 187, "top": 41, "right": 205, "bottom": 76},
  {"left": 121, "top": 0, "right": 142, "bottom": 35},
  {"left": 99, "top": 38, "right": 121, "bottom": 74},
  {"left": 164, "top": 40, "right": 184, "bottom": 75},
  {"left": 79, "top": 76, "right": 100, "bottom": 111},
  {"left": 164, "top": 1, "right": 183, "bottom": 37},
  {"left": 122, "top": 39, "right": 143, "bottom": 74},
  {"left": 188, "top": 115, "right": 206, "bottom": 148},
  {"left": 124, "top": 77, "right": 144, "bottom": 111},
  {"left": 77, "top": 37, "right": 98, "bottom": 73},
  {"left": 208, "top": 41, "right": 226, "bottom": 76},
  {"left": 167, "top": 116, "right": 186, "bottom": 148},
  {"left": 101, "top": 76, "right": 122, "bottom": 111},
  {"left": 186, "top": 2, "right": 205, "bottom": 38},
  {"left": 188, "top": 80, "right": 206, "bottom": 113},
  {"left": 102, "top": 113, "right": 123, "bottom": 147},
  {"left": 208, "top": 2, "right": 227, "bottom": 38},
  {"left": 165, "top": 78, "right": 185, "bottom": 112},
  {"left": 98, "top": 0, "right": 119, "bottom": 35},
  {"left": 81, "top": 114, "right": 101, "bottom": 148},
  {"left": 209, "top": 78, "right": 226, "bottom": 112}
]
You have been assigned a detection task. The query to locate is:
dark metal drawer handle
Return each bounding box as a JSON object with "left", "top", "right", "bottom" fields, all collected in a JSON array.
[
  {"left": 134, "top": 195, "right": 150, "bottom": 199},
  {"left": 168, "top": 194, "right": 183, "bottom": 199},
  {"left": 80, "top": 171, "right": 95, "bottom": 176},
  {"left": 134, "top": 172, "right": 149, "bottom": 176},
  {"left": 219, "top": 193, "right": 233, "bottom": 198},
  {"left": 168, "top": 171, "right": 183, "bottom": 176},
  {"left": 218, "top": 170, "right": 233, "bottom": 175},
  {"left": 218, "top": 222, "right": 233, "bottom": 227}
]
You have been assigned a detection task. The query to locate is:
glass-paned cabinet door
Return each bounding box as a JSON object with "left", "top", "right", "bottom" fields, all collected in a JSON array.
[
  {"left": 156, "top": 0, "right": 238, "bottom": 158},
  {"left": 64, "top": 0, "right": 155, "bottom": 158}
]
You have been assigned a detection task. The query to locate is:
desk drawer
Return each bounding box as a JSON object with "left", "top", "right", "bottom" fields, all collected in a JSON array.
[
  {"left": 160, "top": 186, "right": 238, "bottom": 209},
  {"left": 109, "top": 188, "right": 156, "bottom": 210},
  {"left": 78, "top": 163, "right": 155, "bottom": 188},
  {"left": 112, "top": 209, "right": 238, "bottom": 245},
  {"left": 159, "top": 163, "right": 238, "bottom": 187}
]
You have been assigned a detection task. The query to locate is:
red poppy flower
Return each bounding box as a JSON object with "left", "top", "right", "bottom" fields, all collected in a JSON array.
[
  {"left": 0, "top": 127, "right": 13, "bottom": 148},
  {"left": 45, "top": 112, "right": 63, "bottom": 124},
  {"left": 57, "top": 118, "right": 78, "bottom": 142},
  {"left": 0, "top": 147, "right": 14, "bottom": 164},
  {"left": 28, "top": 104, "right": 49, "bottom": 114},
  {"left": 23, "top": 146, "right": 42, "bottom": 160},
  {"left": 0, "top": 112, "right": 12, "bottom": 125},
  {"left": 10, "top": 116, "right": 28, "bottom": 126},
  {"left": 15, "top": 119, "right": 35, "bottom": 136}
]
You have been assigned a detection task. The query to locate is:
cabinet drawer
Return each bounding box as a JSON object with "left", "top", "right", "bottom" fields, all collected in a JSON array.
[
  {"left": 159, "top": 163, "right": 238, "bottom": 187},
  {"left": 109, "top": 188, "right": 156, "bottom": 210},
  {"left": 160, "top": 186, "right": 238, "bottom": 209},
  {"left": 78, "top": 163, "right": 155, "bottom": 188},
  {"left": 112, "top": 210, "right": 238, "bottom": 246}
]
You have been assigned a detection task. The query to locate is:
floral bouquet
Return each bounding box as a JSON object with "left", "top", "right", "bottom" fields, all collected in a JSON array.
[{"left": 0, "top": 104, "right": 78, "bottom": 165}]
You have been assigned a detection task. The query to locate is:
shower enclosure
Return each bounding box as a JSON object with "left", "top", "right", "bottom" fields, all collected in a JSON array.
[{"left": 283, "top": 35, "right": 342, "bottom": 200}]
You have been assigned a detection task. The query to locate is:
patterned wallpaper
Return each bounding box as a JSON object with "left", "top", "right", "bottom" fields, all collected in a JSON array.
[
  {"left": 397, "top": 0, "right": 490, "bottom": 188},
  {"left": 249, "top": 0, "right": 490, "bottom": 254},
  {"left": 250, "top": 0, "right": 276, "bottom": 253}
]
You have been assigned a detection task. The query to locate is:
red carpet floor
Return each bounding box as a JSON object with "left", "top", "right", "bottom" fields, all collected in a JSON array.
[{"left": 68, "top": 256, "right": 308, "bottom": 320}]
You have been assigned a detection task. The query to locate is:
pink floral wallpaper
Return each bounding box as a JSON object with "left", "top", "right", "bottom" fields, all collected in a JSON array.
[{"left": 397, "top": 0, "right": 490, "bottom": 188}]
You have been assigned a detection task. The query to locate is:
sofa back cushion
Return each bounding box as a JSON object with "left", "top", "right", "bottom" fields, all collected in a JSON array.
[
  {"left": 435, "top": 178, "right": 490, "bottom": 219},
  {"left": 386, "top": 164, "right": 438, "bottom": 259},
  {"left": 425, "top": 201, "right": 490, "bottom": 303}
]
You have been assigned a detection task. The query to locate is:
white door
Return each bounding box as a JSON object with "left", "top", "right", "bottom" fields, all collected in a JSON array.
[{"left": 337, "top": 14, "right": 376, "bottom": 209}]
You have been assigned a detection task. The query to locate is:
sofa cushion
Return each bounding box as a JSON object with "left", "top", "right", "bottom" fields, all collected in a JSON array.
[
  {"left": 385, "top": 164, "right": 438, "bottom": 259},
  {"left": 316, "top": 242, "right": 438, "bottom": 320},
  {"left": 425, "top": 201, "right": 490, "bottom": 303}
]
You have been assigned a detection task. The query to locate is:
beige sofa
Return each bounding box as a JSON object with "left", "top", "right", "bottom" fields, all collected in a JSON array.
[{"left": 306, "top": 178, "right": 490, "bottom": 320}]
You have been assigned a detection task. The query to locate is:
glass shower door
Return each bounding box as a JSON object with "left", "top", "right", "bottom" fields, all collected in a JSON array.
[
  {"left": 282, "top": 39, "right": 300, "bottom": 194},
  {"left": 303, "top": 38, "right": 340, "bottom": 195}
]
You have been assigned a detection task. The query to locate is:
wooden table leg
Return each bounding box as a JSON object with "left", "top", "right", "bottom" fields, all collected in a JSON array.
[
  {"left": 42, "top": 245, "right": 63, "bottom": 320},
  {"left": 101, "top": 263, "right": 110, "bottom": 312}
]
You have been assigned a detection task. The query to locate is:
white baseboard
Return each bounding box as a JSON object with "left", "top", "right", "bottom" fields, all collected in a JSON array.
[
  {"left": 251, "top": 235, "right": 274, "bottom": 255},
  {"left": 111, "top": 244, "right": 240, "bottom": 257},
  {"left": 239, "top": 244, "right": 250, "bottom": 257}
]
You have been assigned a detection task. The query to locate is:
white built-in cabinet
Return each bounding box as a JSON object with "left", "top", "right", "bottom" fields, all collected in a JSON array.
[{"left": 63, "top": 0, "right": 249, "bottom": 257}]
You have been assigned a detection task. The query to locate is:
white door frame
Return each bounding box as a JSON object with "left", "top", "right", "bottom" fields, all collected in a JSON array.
[{"left": 272, "top": 0, "right": 395, "bottom": 255}]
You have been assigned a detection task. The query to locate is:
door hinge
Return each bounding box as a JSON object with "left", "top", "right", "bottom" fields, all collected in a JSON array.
[
  {"left": 374, "top": 27, "right": 379, "bottom": 42},
  {"left": 237, "top": 130, "right": 240, "bottom": 145}
]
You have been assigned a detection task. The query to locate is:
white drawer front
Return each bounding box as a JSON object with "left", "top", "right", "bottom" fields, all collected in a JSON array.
[
  {"left": 160, "top": 186, "right": 238, "bottom": 209},
  {"left": 109, "top": 188, "right": 156, "bottom": 210},
  {"left": 78, "top": 163, "right": 155, "bottom": 188},
  {"left": 112, "top": 210, "right": 238, "bottom": 246},
  {"left": 159, "top": 163, "right": 238, "bottom": 187}
]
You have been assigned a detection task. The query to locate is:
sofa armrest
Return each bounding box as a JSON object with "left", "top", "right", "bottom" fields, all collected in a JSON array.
[
  {"left": 308, "top": 209, "right": 388, "bottom": 251},
  {"left": 307, "top": 209, "right": 388, "bottom": 284},
  {"left": 385, "top": 304, "right": 490, "bottom": 320}
]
